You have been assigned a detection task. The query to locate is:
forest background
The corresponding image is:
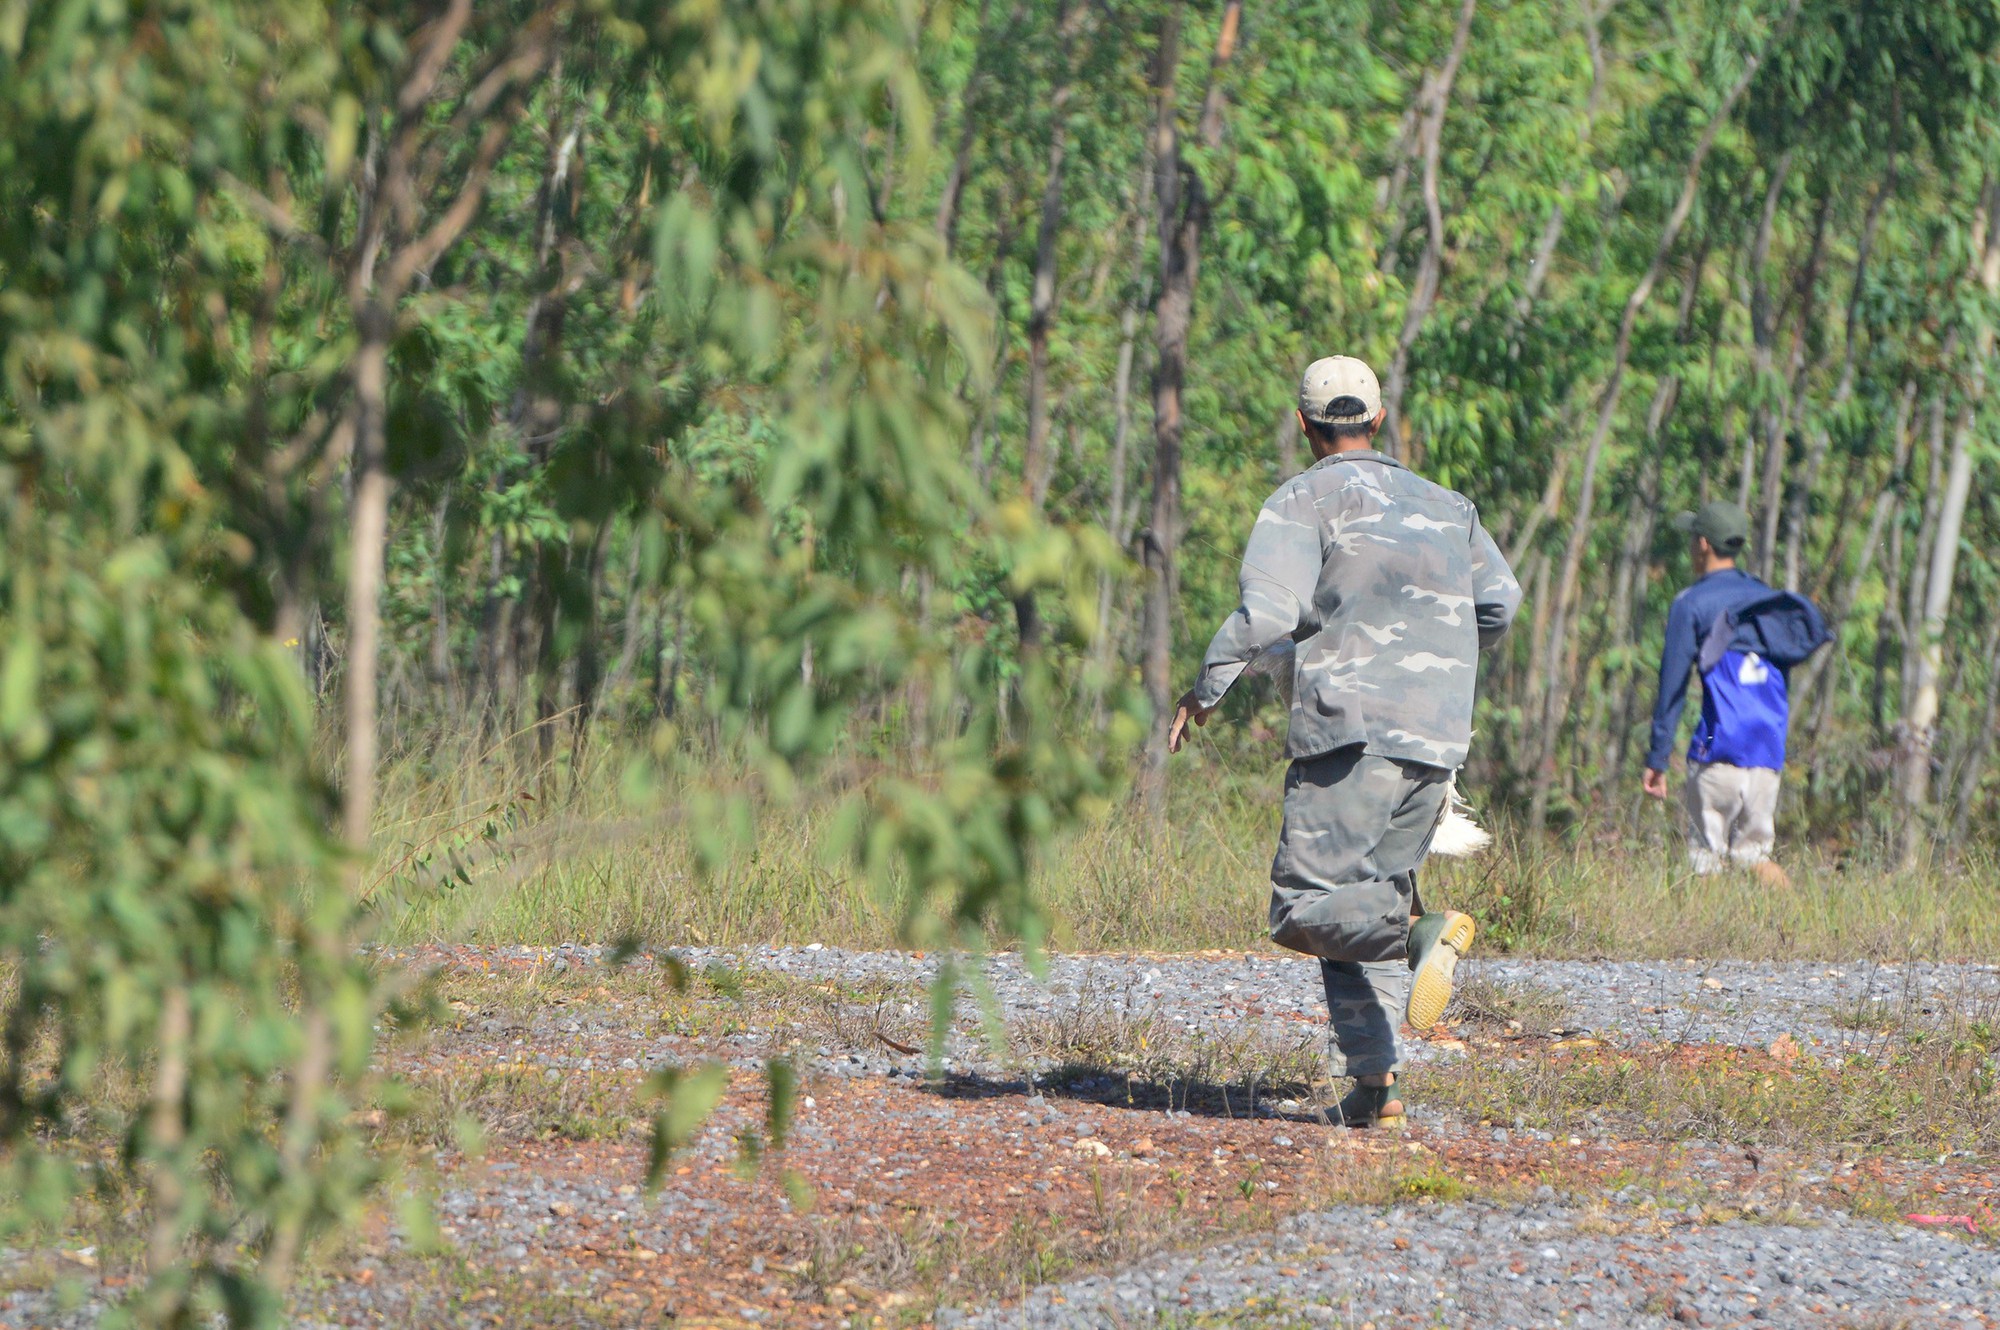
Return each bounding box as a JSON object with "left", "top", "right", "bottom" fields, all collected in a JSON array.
[{"left": 5, "top": 0, "right": 2000, "bottom": 1322}]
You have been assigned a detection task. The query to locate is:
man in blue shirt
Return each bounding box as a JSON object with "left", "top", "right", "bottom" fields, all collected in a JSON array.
[{"left": 1642, "top": 501, "right": 1792, "bottom": 875}]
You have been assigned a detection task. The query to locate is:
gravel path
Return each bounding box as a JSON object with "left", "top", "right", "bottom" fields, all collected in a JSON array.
[
  {"left": 951, "top": 1196, "right": 2000, "bottom": 1329},
  {"left": 644, "top": 943, "right": 2000, "bottom": 1062},
  {"left": 446, "top": 944, "right": 2000, "bottom": 1328},
  {"left": 11, "top": 945, "right": 1997, "bottom": 1328}
]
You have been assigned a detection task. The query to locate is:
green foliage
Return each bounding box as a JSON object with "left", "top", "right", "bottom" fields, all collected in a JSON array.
[
  {"left": 8, "top": 0, "right": 2000, "bottom": 1318},
  {"left": 3, "top": 0, "right": 1142, "bottom": 1319},
  {"left": 0, "top": 4, "right": 387, "bottom": 1323}
]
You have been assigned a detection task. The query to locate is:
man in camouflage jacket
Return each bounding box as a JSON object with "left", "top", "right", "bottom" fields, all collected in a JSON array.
[{"left": 1168, "top": 355, "right": 1521, "bottom": 1127}]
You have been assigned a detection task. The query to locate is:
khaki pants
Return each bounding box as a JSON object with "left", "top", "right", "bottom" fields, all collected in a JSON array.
[{"left": 1684, "top": 761, "right": 1780, "bottom": 874}]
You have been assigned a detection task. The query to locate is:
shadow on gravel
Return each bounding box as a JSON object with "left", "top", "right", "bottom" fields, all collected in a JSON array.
[{"left": 918, "top": 1064, "right": 1343, "bottom": 1125}]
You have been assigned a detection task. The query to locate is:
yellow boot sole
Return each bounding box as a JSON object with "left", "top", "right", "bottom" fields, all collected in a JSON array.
[{"left": 1407, "top": 910, "right": 1475, "bottom": 1031}]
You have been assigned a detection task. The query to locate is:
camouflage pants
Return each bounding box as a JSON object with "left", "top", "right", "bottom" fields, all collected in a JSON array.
[{"left": 1266, "top": 745, "right": 1450, "bottom": 1077}]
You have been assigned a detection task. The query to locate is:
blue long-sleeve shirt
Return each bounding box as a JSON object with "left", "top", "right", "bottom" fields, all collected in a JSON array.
[{"left": 1646, "top": 568, "right": 1780, "bottom": 771}]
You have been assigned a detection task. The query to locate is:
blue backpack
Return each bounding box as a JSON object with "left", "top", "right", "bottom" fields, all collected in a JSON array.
[{"left": 1690, "top": 592, "right": 1831, "bottom": 771}]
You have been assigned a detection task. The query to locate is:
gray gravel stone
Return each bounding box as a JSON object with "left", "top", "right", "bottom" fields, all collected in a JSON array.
[
  {"left": 650, "top": 944, "right": 2000, "bottom": 1067},
  {"left": 953, "top": 1199, "right": 2000, "bottom": 1329}
]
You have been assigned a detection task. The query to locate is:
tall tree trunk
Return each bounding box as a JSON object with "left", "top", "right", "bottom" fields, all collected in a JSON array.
[
  {"left": 1898, "top": 177, "right": 1998, "bottom": 865},
  {"left": 478, "top": 532, "right": 514, "bottom": 737},
  {"left": 1899, "top": 403, "right": 1978, "bottom": 864},
  {"left": 1090, "top": 164, "right": 1155, "bottom": 722},
  {"left": 571, "top": 518, "right": 612, "bottom": 755},
  {"left": 1024, "top": 0, "right": 1084, "bottom": 513},
  {"left": 1595, "top": 421, "right": 1666, "bottom": 811},
  {"left": 1017, "top": 0, "right": 1086, "bottom": 654},
  {"left": 1744, "top": 151, "right": 1792, "bottom": 580},
  {"left": 1520, "top": 550, "right": 1552, "bottom": 721},
  {"left": 336, "top": 7, "right": 557, "bottom": 858},
  {"left": 427, "top": 495, "right": 455, "bottom": 721},
  {"left": 1380, "top": 0, "right": 1477, "bottom": 459},
  {"left": 1795, "top": 378, "right": 1918, "bottom": 748},
  {"left": 1902, "top": 394, "right": 1949, "bottom": 719},
  {"left": 1139, "top": 0, "right": 1239, "bottom": 812},
  {"left": 1758, "top": 191, "right": 1829, "bottom": 584},
  {"left": 342, "top": 317, "right": 392, "bottom": 850}
]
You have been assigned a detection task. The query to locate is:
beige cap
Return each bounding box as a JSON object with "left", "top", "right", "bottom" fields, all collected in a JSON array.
[{"left": 1298, "top": 355, "right": 1382, "bottom": 426}]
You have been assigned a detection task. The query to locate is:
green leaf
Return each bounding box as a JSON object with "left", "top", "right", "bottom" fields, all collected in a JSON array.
[{"left": 645, "top": 1062, "right": 731, "bottom": 1185}]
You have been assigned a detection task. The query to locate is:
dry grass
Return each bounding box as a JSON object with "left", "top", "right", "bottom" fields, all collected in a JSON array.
[
  {"left": 1418, "top": 1014, "right": 2000, "bottom": 1161},
  {"left": 956, "top": 970, "right": 2000, "bottom": 1165},
  {"left": 1443, "top": 975, "right": 1574, "bottom": 1038},
  {"left": 1423, "top": 823, "right": 2000, "bottom": 962},
  {"left": 392, "top": 1064, "right": 645, "bottom": 1152},
  {"left": 1009, "top": 997, "right": 1329, "bottom": 1117},
  {"left": 367, "top": 740, "right": 2000, "bottom": 962}
]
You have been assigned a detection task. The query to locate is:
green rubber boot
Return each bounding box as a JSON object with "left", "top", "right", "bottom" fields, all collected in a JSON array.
[
  {"left": 1334, "top": 1080, "right": 1404, "bottom": 1129},
  {"left": 1406, "top": 910, "right": 1475, "bottom": 1031}
]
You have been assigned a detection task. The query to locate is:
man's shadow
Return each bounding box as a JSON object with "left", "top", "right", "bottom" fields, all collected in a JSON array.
[{"left": 916, "top": 1060, "right": 1339, "bottom": 1125}]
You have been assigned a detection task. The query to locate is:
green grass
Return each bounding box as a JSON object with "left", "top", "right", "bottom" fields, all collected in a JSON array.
[{"left": 367, "top": 739, "right": 2000, "bottom": 962}]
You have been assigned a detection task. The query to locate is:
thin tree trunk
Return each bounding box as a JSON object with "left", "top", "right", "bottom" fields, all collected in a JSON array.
[
  {"left": 1796, "top": 377, "right": 1919, "bottom": 727},
  {"left": 1898, "top": 178, "right": 1998, "bottom": 864},
  {"left": 606, "top": 541, "right": 647, "bottom": 694},
  {"left": 1090, "top": 163, "right": 1156, "bottom": 722},
  {"left": 329, "top": 5, "right": 556, "bottom": 844},
  {"left": 659, "top": 594, "right": 689, "bottom": 719},
  {"left": 1899, "top": 402, "right": 1978, "bottom": 864},
  {"left": 1275, "top": 409, "right": 1302, "bottom": 480},
  {"left": 571, "top": 518, "right": 612, "bottom": 752},
  {"left": 1140, "top": 0, "right": 1239, "bottom": 812},
  {"left": 428, "top": 494, "right": 453, "bottom": 690},
  {"left": 1735, "top": 404, "right": 1756, "bottom": 510},
  {"left": 1139, "top": 0, "right": 1192, "bottom": 812},
  {"left": 1381, "top": 0, "right": 1477, "bottom": 460},
  {"left": 342, "top": 322, "right": 392, "bottom": 850},
  {"left": 1521, "top": 550, "right": 1552, "bottom": 720},
  {"left": 1017, "top": 0, "right": 1087, "bottom": 655},
  {"left": 968, "top": 194, "right": 1021, "bottom": 485},
  {"left": 1374, "top": 104, "right": 1421, "bottom": 262},
  {"left": 1903, "top": 394, "right": 1949, "bottom": 719},
  {"left": 1758, "top": 191, "right": 1828, "bottom": 584},
  {"left": 479, "top": 532, "right": 514, "bottom": 736},
  {"left": 1595, "top": 418, "right": 1667, "bottom": 809},
  {"left": 1745, "top": 150, "right": 1792, "bottom": 579},
  {"left": 1024, "top": 0, "right": 1084, "bottom": 514}
]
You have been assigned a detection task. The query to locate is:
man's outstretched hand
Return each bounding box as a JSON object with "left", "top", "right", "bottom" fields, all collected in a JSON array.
[
  {"left": 1167, "top": 691, "right": 1216, "bottom": 754},
  {"left": 1642, "top": 767, "right": 1669, "bottom": 800}
]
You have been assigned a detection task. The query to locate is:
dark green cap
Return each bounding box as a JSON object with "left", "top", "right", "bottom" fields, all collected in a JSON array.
[{"left": 1673, "top": 500, "right": 1749, "bottom": 555}]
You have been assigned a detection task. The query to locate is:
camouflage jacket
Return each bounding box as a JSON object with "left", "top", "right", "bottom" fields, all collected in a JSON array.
[{"left": 1190, "top": 450, "right": 1521, "bottom": 769}]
